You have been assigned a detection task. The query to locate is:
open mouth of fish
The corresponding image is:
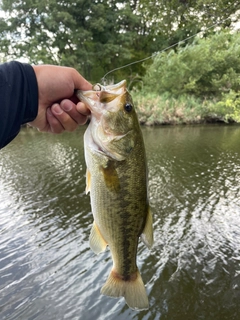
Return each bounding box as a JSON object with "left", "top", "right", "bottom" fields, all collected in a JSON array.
[{"left": 76, "top": 80, "right": 127, "bottom": 115}]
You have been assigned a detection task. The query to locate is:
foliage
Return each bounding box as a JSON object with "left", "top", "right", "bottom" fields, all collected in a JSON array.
[
  {"left": 1, "top": 0, "right": 240, "bottom": 124},
  {"left": 138, "top": 0, "right": 240, "bottom": 49},
  {"left": 0, "top": 0, "right": 239, "bottom": 83},
  {"left": 0, "top": 0, "right": 164, "bottom": 82},
  {"left": 215, "top": 91, "right": 240, "bottom": 122},
  {"left": 143, "top": 31, "right": 240, "bottom": 98},
  {"left": 132, "top": 89, "right": 240, "bottom": 125},
  {"left": 131, "top": 91, "right": 221, "bottom": 125}
]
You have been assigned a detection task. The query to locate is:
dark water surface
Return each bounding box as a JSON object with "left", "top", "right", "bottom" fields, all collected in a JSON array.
[{"left": 0, "top": 125, "right": 240, "bottom": 320}]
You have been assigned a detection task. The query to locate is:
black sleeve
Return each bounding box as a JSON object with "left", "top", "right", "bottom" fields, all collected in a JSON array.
[{"left": 0, "top": 61, "right": 38, "bottom": 149}]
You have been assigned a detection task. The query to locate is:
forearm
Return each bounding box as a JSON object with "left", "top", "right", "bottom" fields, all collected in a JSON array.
[{"left": 0, "top": 61, "right": 38, "bottom": 149}]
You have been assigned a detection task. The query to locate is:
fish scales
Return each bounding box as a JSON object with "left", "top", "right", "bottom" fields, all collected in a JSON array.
[
  {"left": 90, "top": 143, "right": 147, "bottom": 277},
  {"left": 77, "top": 80, "right": 153, "bottom": 311}
]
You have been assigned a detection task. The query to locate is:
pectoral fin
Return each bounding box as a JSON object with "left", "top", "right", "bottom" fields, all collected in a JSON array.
[
  {"left": 85, "top": 168, "right": 91, "bottom": 194},
  {"left": 101, "top": 161, "right": 120, "bottom": 193},
  {"left": 89, "top": 221, "right": 108, "bottom": 254},
  {"left": 141, "top": 207, "right": 154, "bottom": 249}
]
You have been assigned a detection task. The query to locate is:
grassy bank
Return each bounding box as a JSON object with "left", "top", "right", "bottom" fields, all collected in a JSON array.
[
  {"left": 132, "top": 91, "right": 239, "bottom": 125},
  {"left": 132, "top": 32, "right": 240, "bottom": 126}
]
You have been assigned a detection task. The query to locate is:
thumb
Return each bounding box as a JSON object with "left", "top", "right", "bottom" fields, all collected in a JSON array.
[{"left": 71, "top": 69, "right": 92, "bottom": 91}]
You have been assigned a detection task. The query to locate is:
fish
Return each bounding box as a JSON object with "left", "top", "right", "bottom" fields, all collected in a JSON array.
[{"left": 76, "top": 80, "right": 153, "bottom": 311}]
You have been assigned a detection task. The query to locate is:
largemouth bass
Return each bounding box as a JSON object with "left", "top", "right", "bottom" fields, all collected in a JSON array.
[{"left": 77, "top": 80, "right": 153, "bottom": 311}]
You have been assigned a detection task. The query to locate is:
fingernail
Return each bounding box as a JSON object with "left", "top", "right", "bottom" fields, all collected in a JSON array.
[
  {"left": 52, "top": 104, "right": 63, "bottom": 115},
  {"left": 61, "top": 101, "right": 73, "bottom": 112}
]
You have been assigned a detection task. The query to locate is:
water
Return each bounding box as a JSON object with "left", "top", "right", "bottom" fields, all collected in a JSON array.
[{"left": 0, "top": 125, "right": 240, "bottom": 320}]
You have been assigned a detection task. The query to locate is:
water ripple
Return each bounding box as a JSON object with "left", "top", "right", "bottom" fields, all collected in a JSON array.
[{"left": 0, "top": 126, "right": 240, "bottom": 319}]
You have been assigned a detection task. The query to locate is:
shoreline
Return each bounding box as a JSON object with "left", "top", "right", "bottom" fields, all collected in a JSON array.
[
  {"left": 138, "top": 116, "right": 236, "bottom": 126},
  {"left": 132, "top": 92, "right": 238, "bottom": 126},
  {"left": 21, "top": 116, "right": 237, "bottom": 129}
]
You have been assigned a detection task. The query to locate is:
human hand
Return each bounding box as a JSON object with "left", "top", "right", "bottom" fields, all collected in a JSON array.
[{"left": 29, "top": 65, "right": 92, "bottom": 133}]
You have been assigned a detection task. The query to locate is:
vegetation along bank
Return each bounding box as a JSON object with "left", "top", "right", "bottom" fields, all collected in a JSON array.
[
  {"left": 1, "top": 1, "right": 239, "bottom": 125},
  {"left": 132, "top": 32, "right": 240, "bottom": 126}
]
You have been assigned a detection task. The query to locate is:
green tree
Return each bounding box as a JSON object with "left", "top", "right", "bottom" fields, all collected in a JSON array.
[
  {"left": 143, "top": 31, "right": 240, "bottom": 98},
  {"left": 138, "top": 0, "right": 240, "bottom": 43},
  {"left": 0, "top": 0, "right": 239, "bottom": 83},
  {"left": 0, "top": 0, "right": 164, "bottom": 82}
]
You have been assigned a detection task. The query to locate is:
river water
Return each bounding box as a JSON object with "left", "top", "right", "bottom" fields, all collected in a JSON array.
[{"left": 0, "top": 125, "right": 240, "bottom": 320}]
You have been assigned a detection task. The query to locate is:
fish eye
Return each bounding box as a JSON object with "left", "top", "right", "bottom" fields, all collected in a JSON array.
[{"left": 124, "top": 103, "right": 132, "bottom": 113}]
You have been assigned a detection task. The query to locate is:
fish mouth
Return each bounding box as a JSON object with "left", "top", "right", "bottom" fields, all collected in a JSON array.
[
  {"left": 76, "top": 90, "right": 100, "bottom": 114},
  {"left": 76, "top": 80, "right": 127, "bottom": 114},
  {"left": 93, "top": 80, "right": 126, "bottom": 94}
]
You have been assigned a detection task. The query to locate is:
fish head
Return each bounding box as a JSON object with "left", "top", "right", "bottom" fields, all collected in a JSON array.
[
  {"left": 99, "top": 81, "right": 139, "bottom": 137},
  {"left": 77, "top": 80, "right": 141, "bottom": 161}
]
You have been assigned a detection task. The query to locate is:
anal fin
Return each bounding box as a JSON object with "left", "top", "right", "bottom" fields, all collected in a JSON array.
[{"left": 89, "top": 221, "right": 107, "bottom": 254}]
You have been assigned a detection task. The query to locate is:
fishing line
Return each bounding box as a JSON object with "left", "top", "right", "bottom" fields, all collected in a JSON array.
[{"left": 101, "top": 15, "right": 234, "bottom": 83}]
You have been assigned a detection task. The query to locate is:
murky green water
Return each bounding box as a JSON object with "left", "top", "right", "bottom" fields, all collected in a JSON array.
[{"left": 0, "top": 125, "right": 240, "bottom": 320}]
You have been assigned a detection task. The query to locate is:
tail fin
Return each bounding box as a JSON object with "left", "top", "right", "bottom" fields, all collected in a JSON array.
[{"left": 101, "top": 269, "right": 149, "bottom": 311}]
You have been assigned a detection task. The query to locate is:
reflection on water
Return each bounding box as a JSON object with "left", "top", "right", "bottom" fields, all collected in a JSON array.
[{"left": 0, "top": 125, "right": 240, "bottom": 320}]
